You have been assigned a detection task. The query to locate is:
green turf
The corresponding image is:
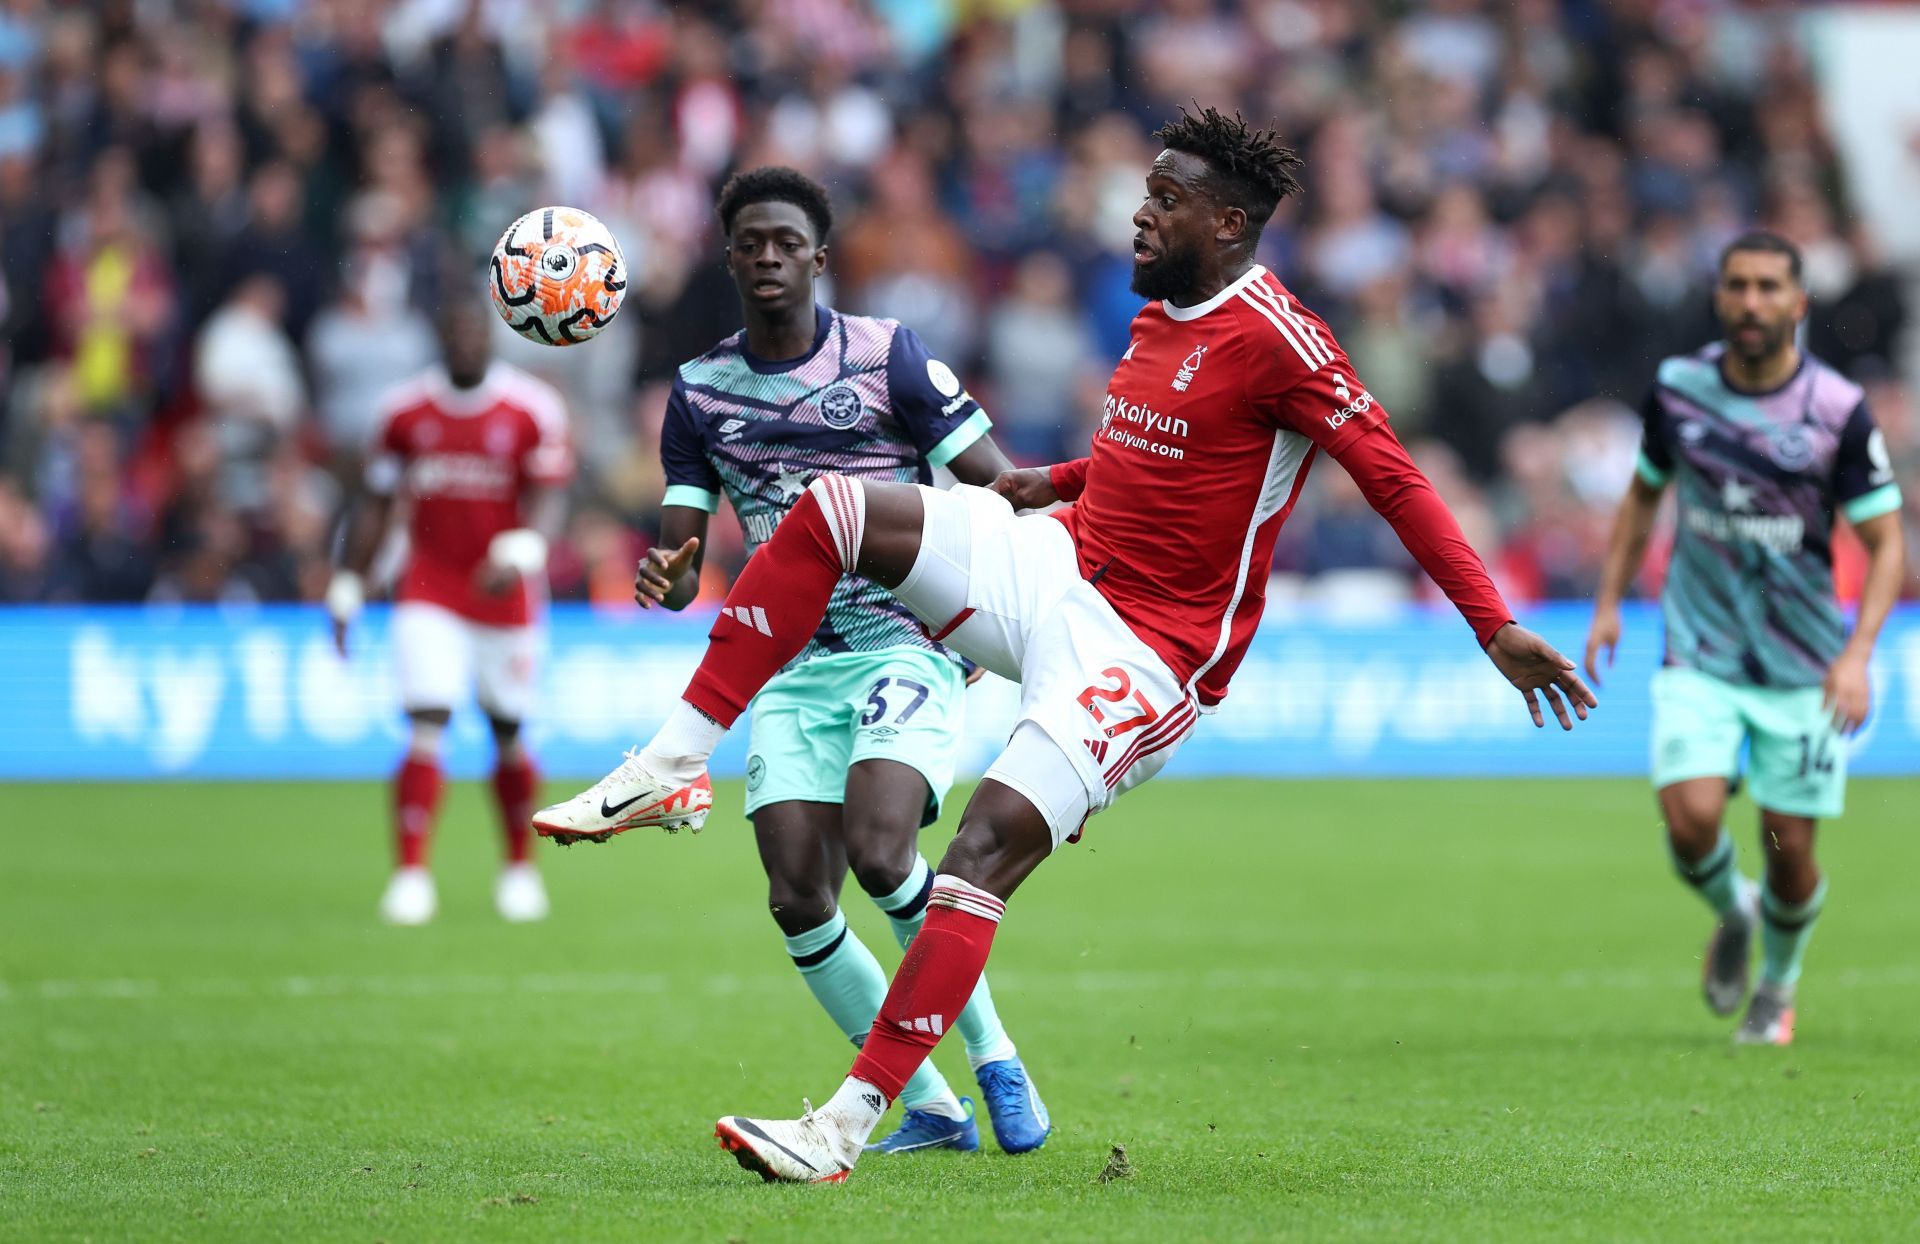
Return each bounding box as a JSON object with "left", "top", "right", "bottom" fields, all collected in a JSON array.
[{"left": 3, "top": 777, "right": 1918, "bottom": 1242}]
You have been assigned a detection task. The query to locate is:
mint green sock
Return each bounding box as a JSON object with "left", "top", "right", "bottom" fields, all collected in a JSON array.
[
  {"left": 871, "top": 857, "right": 1018, "bottom": 1071},
  {"left": 1671, "top": 828, "right": 1750, "bottom": 921},
  {"left": 1759, "top": 877, "right": 1827, "bottom": 988},
  {"left": 783, "top": 910, "right": 957, "bottom": 1114}
]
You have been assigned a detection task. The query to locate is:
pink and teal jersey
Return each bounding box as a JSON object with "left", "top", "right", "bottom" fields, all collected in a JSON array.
[
  {"left": 1637, "top": 344, "right": 1902, "bottom": 689},
  {"left": 662, "top": 305, "right": 991, "bottom": 669}
]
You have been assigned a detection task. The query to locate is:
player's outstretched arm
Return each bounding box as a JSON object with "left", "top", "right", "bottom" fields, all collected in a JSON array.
[
  {"left": 1329, "top": 425, "right": 1594, "bottom": 729},
  {"left": 636, "top": 505, "right": 708, "bottom": 611},
  {"left": 1485, "top": 622, "right": 1597, "bottom": 730},
  {"left": 1585, "top": 475, "right": 1663, "bottom": 686}
]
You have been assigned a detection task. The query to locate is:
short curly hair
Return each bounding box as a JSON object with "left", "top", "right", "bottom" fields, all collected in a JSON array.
[
  {"left": 716, "top": 166, "right": 834, "bottom": 244},
  {"left": 1154, "top": 105, "right": 1304, "bottom": 242}
]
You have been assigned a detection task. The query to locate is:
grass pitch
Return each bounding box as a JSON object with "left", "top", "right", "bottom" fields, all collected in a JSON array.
[{"left": 3, "top": 777, "right": 1918, "bottom": 1242}]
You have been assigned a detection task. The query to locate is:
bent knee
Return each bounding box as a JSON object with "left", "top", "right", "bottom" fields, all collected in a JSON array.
[
  {"left": 1659, "top": 784, "right": 1725, "bottom": 842},
  {"left": 766, "top": 882, "right": 836, "bottom": 937}
]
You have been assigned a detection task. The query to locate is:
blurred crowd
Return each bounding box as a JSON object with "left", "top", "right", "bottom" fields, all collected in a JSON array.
[{"left": 0, "top": 0, "right": 1914, "bottom": 611}]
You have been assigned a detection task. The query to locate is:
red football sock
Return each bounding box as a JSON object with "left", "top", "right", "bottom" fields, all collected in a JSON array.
[
  {"left": 492, "top": 754, "right": 537, "bottom": 864},
  {"left": 394, "top": 755, "right": 444, "bottom": 869},
  {"left": 684, "top": 476, "right": 862, "bottom": 727},
  {"left": 849, "top": 876, "right": 1004, "bottom": 1101}
]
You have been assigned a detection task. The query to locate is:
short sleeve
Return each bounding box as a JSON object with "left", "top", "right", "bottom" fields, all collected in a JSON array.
[
  {"left": 519, "top": 379, "right": 575, "bottom": 487},
  {"left": 661, "top": 379, "right": 721, "bottom": 513},
  {"left": 886, "top": 325, "right": 990, "bottom": 467},
  {"left": 364, "top": 394, "right": 409, "bottom": 495},
  {"left": 1636, "top": 388, "right": 1674, "bottom": 488},
  {"left": 1833, "top": 400, "right": 1902, "bottom": 524}
]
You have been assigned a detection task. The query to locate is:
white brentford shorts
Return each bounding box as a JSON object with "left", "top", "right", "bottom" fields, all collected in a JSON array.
[
  {"left": 894, "top": 484, "right": 1199, "bottom": 848},
  {"left": 391, "top": 600, "right": 541, "bottom": 723}
]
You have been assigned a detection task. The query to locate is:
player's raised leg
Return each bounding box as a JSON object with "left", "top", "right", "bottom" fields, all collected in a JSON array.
[
  {"left": 717, "top": 736, "right": 1076, "bottom": 1183},
  {"left": 532, "top": 475, "right": 929, "bottom": 842}
]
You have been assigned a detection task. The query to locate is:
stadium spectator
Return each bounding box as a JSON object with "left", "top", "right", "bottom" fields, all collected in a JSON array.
[
  {"left": 193, "top": 272, "right": 304, "bottom": 513},
  {"left": 0, "top": 0, "right": 1909, "bottom": 608},
  {"left": 307, "top": 247, "right": 438, "bottom": 462}
]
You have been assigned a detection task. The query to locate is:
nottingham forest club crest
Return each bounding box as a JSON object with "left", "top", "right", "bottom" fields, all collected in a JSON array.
[
  {"left": 1172, "top": 345, "right": 1207, "bottom": 392},
  {"left": 815, "top": 383, "right": 864, "bottom": 429}
]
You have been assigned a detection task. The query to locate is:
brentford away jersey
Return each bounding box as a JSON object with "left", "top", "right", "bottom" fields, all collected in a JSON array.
[
  {"left": 662, "top": 305, "right": 991, "bottom": 670},
  {"left": 367, "top": 363, "right": 573, "bottom": 627},
  {"left": 1054, "top": 264, "right": 1390, "bottom": 707},
  {"left": 1638, "top": 344, "right": 1902, "bottom": 688}
]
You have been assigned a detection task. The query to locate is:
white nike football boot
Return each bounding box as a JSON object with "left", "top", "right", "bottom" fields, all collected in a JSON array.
[
  {"left": 380, "top": 867, "right": 437, "bottom": 926},
  {"left": 494, "top": 863, "right": 550, "bottom": 922},
  {"left": 531, "top": 749, "right": 712, "bottom": 845},
  {"left": 715, "top": 1104, "right": 861, "bottom": 1184}
]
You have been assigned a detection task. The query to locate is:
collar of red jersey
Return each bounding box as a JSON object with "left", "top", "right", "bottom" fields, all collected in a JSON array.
[
  {"left": 427, "top": 364, "right": 503, "bottom": 414},
  {"left": 1160, "top": 264, "right": 1268, "bottom": 323}
]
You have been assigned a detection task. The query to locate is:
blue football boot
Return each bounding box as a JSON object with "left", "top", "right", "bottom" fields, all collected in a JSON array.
[
  {"left": 975, "top": 1057, "right": 1052, "bottom": 1153},
  {"left": 864, "top": 1097, "right": 980, "bottom": 1154}
]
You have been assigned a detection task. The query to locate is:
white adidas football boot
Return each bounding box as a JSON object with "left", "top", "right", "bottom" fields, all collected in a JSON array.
[
  {"left": 379, "top": 867, "right": 437, "bottom": 926},
  {"left": 494, "top": 863, "right": 550, "bottom": 922},
  {"left": 531, "top": 749, "right": 712, "bottom": 845}
]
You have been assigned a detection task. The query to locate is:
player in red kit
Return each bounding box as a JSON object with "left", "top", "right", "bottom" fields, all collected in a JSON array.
[
  {"left": 535, "top": 107, "right": 1597, "bottom": 1181},
  {"left": 330, "top": 294, "right": 572, "bottom": 926}
]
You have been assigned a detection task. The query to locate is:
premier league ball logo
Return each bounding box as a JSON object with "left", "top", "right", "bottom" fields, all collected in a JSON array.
[{"left": 817, "top": 384, "right": 863, "bottom": 429}]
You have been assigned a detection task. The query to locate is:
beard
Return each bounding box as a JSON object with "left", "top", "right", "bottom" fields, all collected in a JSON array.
[
  {"left": 1129, "top": 244, "right": 1202, "bottom": 302},
  {"left": 1726, "top": 318, "right": 1794, "bottom": 363}
]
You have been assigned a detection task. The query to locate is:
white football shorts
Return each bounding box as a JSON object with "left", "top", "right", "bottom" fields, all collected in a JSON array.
[
  {"left": 894, "top": 484, "right": 1198, "bottom": 848},
  {"left": 391, "top": 600, "right": 541, "bottom": 723}
]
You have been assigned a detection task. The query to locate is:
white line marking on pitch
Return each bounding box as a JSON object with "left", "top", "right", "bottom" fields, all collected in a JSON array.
[{"left": 5, "top": 964, "right": 1920, "bottom": 1004}]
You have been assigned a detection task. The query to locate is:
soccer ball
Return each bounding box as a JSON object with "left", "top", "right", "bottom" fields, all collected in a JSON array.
[{"left": 488, "top": 207, "right": 627, "bottom": 346}]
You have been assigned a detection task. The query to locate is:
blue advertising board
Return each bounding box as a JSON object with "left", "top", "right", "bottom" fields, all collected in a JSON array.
[{"left": 0, "top": 603, "right": 1914, "bottom": 781}]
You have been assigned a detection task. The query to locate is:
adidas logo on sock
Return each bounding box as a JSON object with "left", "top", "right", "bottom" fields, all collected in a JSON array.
[
  {"left": 727, "top": 604, "right": 773, "bottom": 636},
  {"left": 862, "top": 1092, "right": 885, "bottom": 1113},
  {"left": 897, "top": 1014, "right": 945, "bottom": 1035}
]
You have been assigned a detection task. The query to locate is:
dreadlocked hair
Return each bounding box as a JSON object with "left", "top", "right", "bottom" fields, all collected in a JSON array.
[{"left": 1154, "top": 105, "right": 1303, "bottom": 240}]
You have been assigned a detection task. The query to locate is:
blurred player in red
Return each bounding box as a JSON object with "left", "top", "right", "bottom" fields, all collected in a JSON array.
[
  {"left": 329, "top": 294, "right": 573, "bottom": 925},
  {"left": 537, "top": 107, "right": 1597, "bottom": 1181}
]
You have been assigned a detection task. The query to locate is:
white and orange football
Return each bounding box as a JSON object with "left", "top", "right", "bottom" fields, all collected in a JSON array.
[{"left": 488, "top": 206, "right": 627, "bottom": 346}]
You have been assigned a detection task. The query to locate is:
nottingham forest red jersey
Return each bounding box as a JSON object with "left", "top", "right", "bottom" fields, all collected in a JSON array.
[
  {"left": 1051, "top": 265, "right": 1393, "bottom": 708},
  {"left": 367, "top": 363, "right": 573, "bottom": 627}
]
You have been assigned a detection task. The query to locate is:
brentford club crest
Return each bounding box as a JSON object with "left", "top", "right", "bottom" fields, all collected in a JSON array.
[{"left": 816, "top": 383, "right": 863, "bottom": 429}]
